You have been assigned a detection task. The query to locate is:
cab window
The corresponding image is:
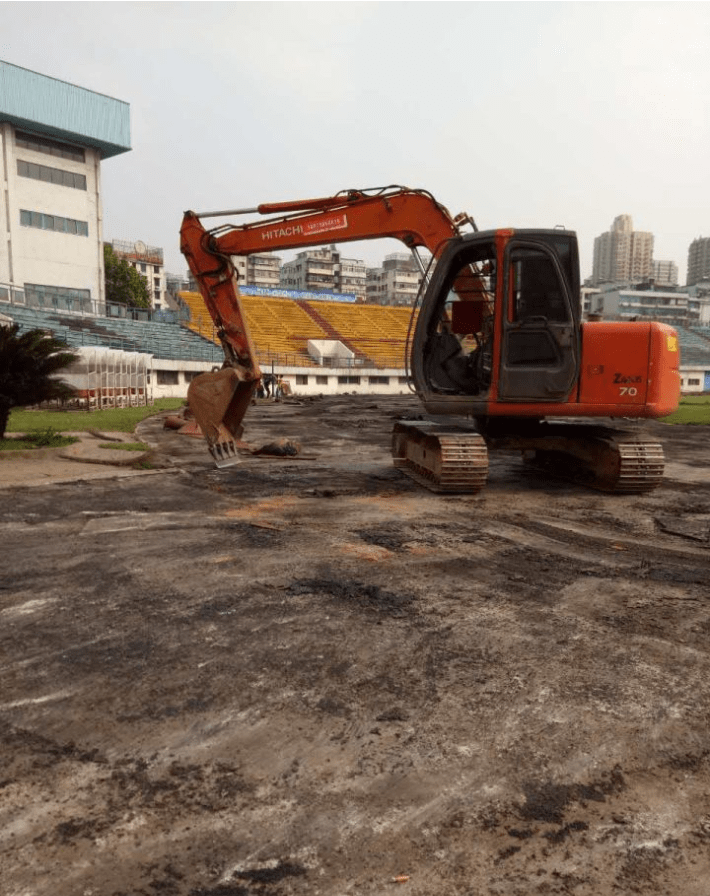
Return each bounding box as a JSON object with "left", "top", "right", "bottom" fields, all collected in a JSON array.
[{"left": 509, "top": 246, "right": 570, "bottom": 323}]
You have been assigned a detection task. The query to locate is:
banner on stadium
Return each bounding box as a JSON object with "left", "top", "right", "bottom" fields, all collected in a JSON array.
[{"left": 240, "top": 285, "right": 357, "bottom": 304}]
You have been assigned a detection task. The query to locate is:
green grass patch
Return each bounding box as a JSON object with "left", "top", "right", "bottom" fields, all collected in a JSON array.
[
  {"left": 0, "top": 429, "right": 79, "bottom": 451},
  {"left": 98, "top": 441, "right": 150, "bottom": 452},
  {"left": 7, "top": 398, "right": 185, "bottom": 434},
  {"left": 660, "top": 395, "right": 710, "bottom": 425}
]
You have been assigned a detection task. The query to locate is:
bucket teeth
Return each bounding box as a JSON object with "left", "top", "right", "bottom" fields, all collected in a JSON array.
[{"left": 209, "top": 439, "right": 240, "bottom": 468}]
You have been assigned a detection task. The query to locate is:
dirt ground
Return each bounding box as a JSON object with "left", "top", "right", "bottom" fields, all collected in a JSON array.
[{"left": 2, "top": 395, "right": 710, "bottom": 896}]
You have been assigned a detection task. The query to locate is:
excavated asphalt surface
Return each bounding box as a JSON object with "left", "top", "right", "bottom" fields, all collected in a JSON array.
[{"left": 2, "top": 394, "right": 710, "bottom": 896}]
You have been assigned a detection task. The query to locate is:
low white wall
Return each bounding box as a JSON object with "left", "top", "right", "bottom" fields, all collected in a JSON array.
[
  {"left": 267, "top": 366, "right": 411, "bottom": 397},
  {"left": 150, "top": 360, "right": 412, "bottom": 401},
  {"left": 150, "top": 359, "right": 217, "bottom": 400},
  {"left": 679, "top": 366, "right": 710, "bottom": 394}
]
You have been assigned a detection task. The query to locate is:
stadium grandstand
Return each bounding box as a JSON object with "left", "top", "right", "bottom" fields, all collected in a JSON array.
[
  {"left": 5, "top": 286, "right": 710, "bottom": 401},
  {"left": 179, "top": 289, "right": 416, "bottom": 377},
  {"left": 0, "top": 294, "right": 223, "bottom": 404},
  {"left": 674, "top": 325, "right": 710, "bottom": 392},
  {"left": 179, "top": 290, "right": 710, "bottom": 395},
  {"left": 0, "top": 285, "right": 419, "bottom": 401}
]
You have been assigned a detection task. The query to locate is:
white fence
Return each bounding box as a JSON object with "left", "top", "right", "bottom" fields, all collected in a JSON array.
[{"left": 61, "top": 347, "right": 153, "bottom": 410}]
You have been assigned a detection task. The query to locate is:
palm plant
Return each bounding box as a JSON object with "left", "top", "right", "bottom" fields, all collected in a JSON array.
[{"left": 0, "top": 324, "right": 78, "bottom": 439}]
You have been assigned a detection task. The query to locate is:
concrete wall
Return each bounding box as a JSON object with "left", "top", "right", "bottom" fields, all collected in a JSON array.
[{"left": 149, "top": 359, "right": 413, "bottom": 401}]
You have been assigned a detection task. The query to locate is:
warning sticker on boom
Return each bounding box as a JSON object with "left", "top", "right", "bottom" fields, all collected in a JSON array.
[{"left": 305, "top": 214, "right": 349, "bottom": 235}]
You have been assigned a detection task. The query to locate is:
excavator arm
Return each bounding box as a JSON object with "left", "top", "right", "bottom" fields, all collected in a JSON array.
[{"left": 180, "top": 186, "right": 476, "bottom": 465}]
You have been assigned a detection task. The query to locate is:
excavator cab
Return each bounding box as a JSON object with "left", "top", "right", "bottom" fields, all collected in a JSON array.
[{"left": 413, "top": 229, "right": 581, "bottom": 413}]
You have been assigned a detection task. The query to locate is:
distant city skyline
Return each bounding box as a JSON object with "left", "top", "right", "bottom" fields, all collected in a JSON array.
[{"left": 165, "top": 221, "right": 699, "bottom": 288}]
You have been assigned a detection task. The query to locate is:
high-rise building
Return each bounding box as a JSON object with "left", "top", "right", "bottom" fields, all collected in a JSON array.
[
  {"left": 280, "top": 248, "right": 333, "bottom": 292},
  {"left": 652, "top": 260, "right": 678, "bottom": 288},
  {"left": 591, "top": 215, "right": 654, "bottom": 286},
  {"left": 687, "top": 237, "right": 710, "bottom": 287}
]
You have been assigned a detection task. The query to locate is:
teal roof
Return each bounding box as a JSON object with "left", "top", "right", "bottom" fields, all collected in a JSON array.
[{"left": 0, "top": 61, "right": 130, "bottom": 158}]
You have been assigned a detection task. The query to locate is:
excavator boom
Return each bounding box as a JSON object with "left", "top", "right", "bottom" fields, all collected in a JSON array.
[{"left": 185, "top": 187, "right": 473, "bottom": 257}]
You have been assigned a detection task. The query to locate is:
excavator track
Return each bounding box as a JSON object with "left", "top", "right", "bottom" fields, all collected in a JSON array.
[
  {"left": 607, "top": 435, "right": 665, "bottom": 492},
  {"left": 392, "top": 421, "right": 664, "bottom": 495},
  {"left": 518, "top": 428, "right": 666, "bottom": 494},
  {"left": 392, "top": 421, "right": 489, "bottom": 493}
]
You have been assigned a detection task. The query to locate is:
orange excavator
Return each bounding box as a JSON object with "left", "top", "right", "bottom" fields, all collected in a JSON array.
[{"left": 180, "top": 185, "right": 680, "bottom": 492}]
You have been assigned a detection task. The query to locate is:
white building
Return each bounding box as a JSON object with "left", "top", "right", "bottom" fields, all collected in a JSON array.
[
  {"left": 334, "top": 251, "right": 367, "bottom": 300},
  {"left": 366, "top": 252, "right": 425, "bottom": 306},
  {"left": 589, "top": 286, "right": 695, "bottom": 326},
  {"left": 111, "top": 240, "right": 167, "bottom": 310},
  {"left": 281, "top": 247, "right": 336, "bottom": 293},
  {"left": 280, "top": 245, "right": 366, "bottom": 299},
  {"left": 247, "top": 253, "right": 281, "bottom": 289},
  {"left": 0, "top": 61, "right": 131, "bottom": 314}
]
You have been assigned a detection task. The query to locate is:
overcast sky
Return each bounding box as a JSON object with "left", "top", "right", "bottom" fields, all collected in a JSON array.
[{"left": 2, "top": 1, "right": 709, "bottom": 283}]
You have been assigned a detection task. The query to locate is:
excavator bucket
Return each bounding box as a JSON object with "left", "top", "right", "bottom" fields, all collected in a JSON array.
[{"left": 187, "top": 367, "right": 257, "bottom": 467}]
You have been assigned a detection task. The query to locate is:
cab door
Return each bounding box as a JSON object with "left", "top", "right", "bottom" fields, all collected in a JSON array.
[{"left": 497, "top": 235, "right": 580, "bottom": 402}]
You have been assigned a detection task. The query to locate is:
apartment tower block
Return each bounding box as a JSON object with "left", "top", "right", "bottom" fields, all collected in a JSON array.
[{"left": 591, "top": 214, "right": 654, "bottom": 286}]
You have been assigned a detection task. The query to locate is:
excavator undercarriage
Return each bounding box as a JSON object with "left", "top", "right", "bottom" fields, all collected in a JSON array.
[{"left": 392, "top": 419, "right": 665, "bottom": 494}]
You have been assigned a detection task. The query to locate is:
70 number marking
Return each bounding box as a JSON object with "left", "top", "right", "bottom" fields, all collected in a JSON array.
[{"left": 619, "top": 386, "right": 638, "bottom": 397}]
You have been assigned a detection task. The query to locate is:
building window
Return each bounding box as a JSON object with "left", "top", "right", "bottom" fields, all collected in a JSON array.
[
  {"left": 295, "top": 375, "right": 309, "bottom": 385},
  {"left": 156, "top": 370, "right": 179, "bottom": 385},
  {"left": 17, "top": 159, "right": 86, "bottom": 190},
  {"left": 24, "top": 283, "right": 91, "bottom": 310},
  {"left": 338, "top": 375, "right": 361, "bottom": 384},
  {"left": 398, "top": 376, "right": 411, "bottom": 385},
  {"left": 688, "top": 378, "right": 701, "bottom": 386},
  {"left": 368, "top": 376, "right": 390, "bottom": 385},
  {"left": 316, "top": 375, "right": 329, "bottom": 385},
  {"left": 16, "top": 130, "right": 85, "bottom": 163},
  {"left": 20, "top": 209, "right": 88, "bottom": 236}
]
